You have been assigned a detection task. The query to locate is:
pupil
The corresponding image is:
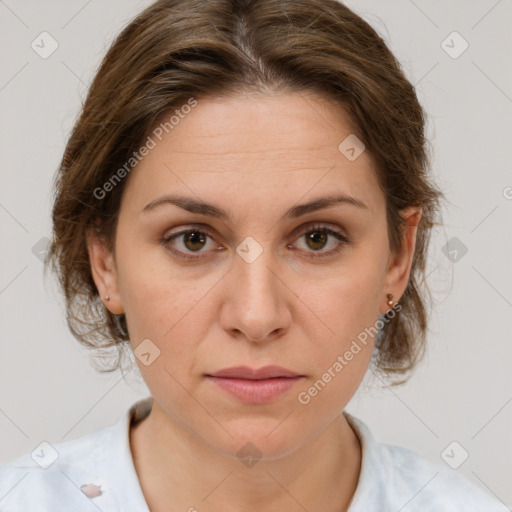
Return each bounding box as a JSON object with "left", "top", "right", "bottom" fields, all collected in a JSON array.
[
  {"left": 308, "top": 231, "right": 327, "bottom": 250},
  {"left": 185, "top": 232, "right": 205, "bottom": 251}
]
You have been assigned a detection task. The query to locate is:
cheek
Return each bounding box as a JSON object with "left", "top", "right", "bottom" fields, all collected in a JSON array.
[
  {"left": 290, "top": 326, "right": 374, "bottom": 446},
  {"left": 295, "top": 258, "right": 384, "bottom": 396},
  {"left": 116, "top": 238, "right": 196, "bottom": 327},
  {"left": 303, "top": 261, "right": 383, "bottom": 341},
  {"left": 116, "top": 252, "right": 215, "bottom": 375},
  {"left": 295, "top": 284, "right": 377, "bottom": 418}
]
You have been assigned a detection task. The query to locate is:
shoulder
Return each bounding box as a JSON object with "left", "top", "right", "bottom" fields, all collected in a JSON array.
[
  {"left": 0, "top": 398, "right": 153, "bottom": 511},
  {"left": 0, "top": 422, "right": 117, "bottom": 511},
  {"left": 379, "top": 442, "right": 506, "bottom": 511},
  {"left": 345, "top": 413, "right": 508, "bottom": 512}
]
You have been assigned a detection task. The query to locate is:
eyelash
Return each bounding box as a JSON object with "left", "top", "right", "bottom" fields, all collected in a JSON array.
[{"left": 159, "top": 223, "right": 349, "bottom": 261}]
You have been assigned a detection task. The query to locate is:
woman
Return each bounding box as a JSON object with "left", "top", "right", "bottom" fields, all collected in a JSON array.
[{"left": 0, "top": 0, "right": 506, "bottom": 510}]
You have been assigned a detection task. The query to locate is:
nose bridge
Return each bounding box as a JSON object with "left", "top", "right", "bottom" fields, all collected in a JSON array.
[
  {"left": 222, "top": 236, "right": 289, "bottom": 340},
  {"left": 234, "top": 237, "right": 282, "bottom": 306}
]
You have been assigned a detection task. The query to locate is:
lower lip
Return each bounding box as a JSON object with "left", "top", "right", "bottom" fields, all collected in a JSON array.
[{"left": 206, "top": 376, "right": 303, "bottom": 404}]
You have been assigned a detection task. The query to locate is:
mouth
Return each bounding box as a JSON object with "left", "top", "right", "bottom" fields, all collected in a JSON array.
[{"left": 205, "top": 365, "right": 305, "bottom": 404}]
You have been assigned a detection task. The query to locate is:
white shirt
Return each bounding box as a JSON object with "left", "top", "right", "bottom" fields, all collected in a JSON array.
[{"left": 0, "top": 397, "right": 507, "bottom": 511}]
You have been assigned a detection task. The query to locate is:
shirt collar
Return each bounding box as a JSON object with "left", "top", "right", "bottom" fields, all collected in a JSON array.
[
  {"left": 102, "top": 396, "right": 153, "bottom": 511},
  {"left": 344, "top": 411, "right": 394, "bottom": 510}
]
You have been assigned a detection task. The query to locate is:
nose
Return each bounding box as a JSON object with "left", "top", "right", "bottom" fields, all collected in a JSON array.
[{"left": 219, "top": 245, "right": 292, "bottom": 343}]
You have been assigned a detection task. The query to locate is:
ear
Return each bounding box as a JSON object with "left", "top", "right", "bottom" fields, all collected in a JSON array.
[
  {"left": 380, "top": 206, "right": 422, "bottom": 314},
  {"left": 86, "top": 229, "right": 125, "bottom": 315}
]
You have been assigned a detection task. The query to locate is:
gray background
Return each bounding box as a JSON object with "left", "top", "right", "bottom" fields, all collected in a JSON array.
[{"left": 1, "top": 0, "right": 511, "bottom": 507}]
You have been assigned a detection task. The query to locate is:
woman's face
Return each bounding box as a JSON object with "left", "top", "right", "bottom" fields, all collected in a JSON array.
[{"left": 88, "top": 91, "right": 420, "bottom": 459}]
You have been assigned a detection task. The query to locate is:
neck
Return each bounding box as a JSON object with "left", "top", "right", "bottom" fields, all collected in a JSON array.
[{"left": 130, "top": 401, "right": 361, "bottom": 512}]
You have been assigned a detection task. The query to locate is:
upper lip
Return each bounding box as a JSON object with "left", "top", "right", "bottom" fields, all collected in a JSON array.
[{"left": 207, "top": 365, "right": 302, "bottom": 380}]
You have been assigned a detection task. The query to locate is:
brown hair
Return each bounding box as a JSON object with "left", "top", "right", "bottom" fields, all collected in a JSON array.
[{"left": 44, "top": 0, "right": 444, "bottom": 385}]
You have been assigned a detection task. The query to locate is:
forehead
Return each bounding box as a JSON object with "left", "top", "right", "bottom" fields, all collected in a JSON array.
[{"left": 121, "top": 92, "right": 384, "bottom": 218}]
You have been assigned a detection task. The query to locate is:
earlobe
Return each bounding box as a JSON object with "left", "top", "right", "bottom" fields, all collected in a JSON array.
[
  {"left": 85, "top": 230, "right": 125, "bottom": 315},
  {"left": 381, "top": 206, "right": 422, "bottom": 314}
]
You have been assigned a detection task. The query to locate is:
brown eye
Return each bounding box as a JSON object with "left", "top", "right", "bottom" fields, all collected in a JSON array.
[
  {"left": 182, "top": 231, "right": 207, "bottom": 251},
  {"left": 160, "top": 227, "right": 219, "bottom": 260},
  {"left": 304, "top": 230, "right": 329, "bottom": 251},
  {"left": 161, "top": 223, "right": 349, "bottom": 262},
  {"left": 293, "top": 224, "right": 349, "bottom": 259}
]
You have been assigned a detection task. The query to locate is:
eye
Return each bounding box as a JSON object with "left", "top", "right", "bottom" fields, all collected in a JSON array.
[
  {"left": 160, "top": 223, "right": 349, "bottom": 261},
  {"left": 160, "top": 226, "right": 220, "bottom": 260},
  {"left": 291, "top": 223, "right": 349, "bottom": 258}
]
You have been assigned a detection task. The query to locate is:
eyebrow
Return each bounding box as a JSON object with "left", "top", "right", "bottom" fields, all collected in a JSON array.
[{"left": 141, "top": 193, "right": 368, "bottom": 221}]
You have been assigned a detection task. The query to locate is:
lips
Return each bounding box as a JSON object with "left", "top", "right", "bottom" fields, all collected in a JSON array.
[
  {"left": 205, "top": 365, "right": 304, "bottom": 404},
  {"left": 206, "top": 365, "right": 302, "bottom": 380}
]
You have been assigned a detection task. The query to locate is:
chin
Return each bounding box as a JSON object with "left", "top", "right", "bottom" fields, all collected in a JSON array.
[{"left": 205, "top": 420, "right": 309, "bottom": 462}]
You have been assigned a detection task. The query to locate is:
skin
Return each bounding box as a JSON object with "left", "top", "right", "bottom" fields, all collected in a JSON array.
[{"left": 87, "top": 91, "right": 421, "bottom": 512}]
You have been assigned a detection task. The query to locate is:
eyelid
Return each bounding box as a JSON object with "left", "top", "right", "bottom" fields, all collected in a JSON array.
[
  {"left": 289, "top": 220, "right": 347, "bottom": 239},
  {"left": 163, "top": 220, "right": 347, "bottom": 240},
  {"left": 162, "top": 223, "right": 218, "bottom": 242}
]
